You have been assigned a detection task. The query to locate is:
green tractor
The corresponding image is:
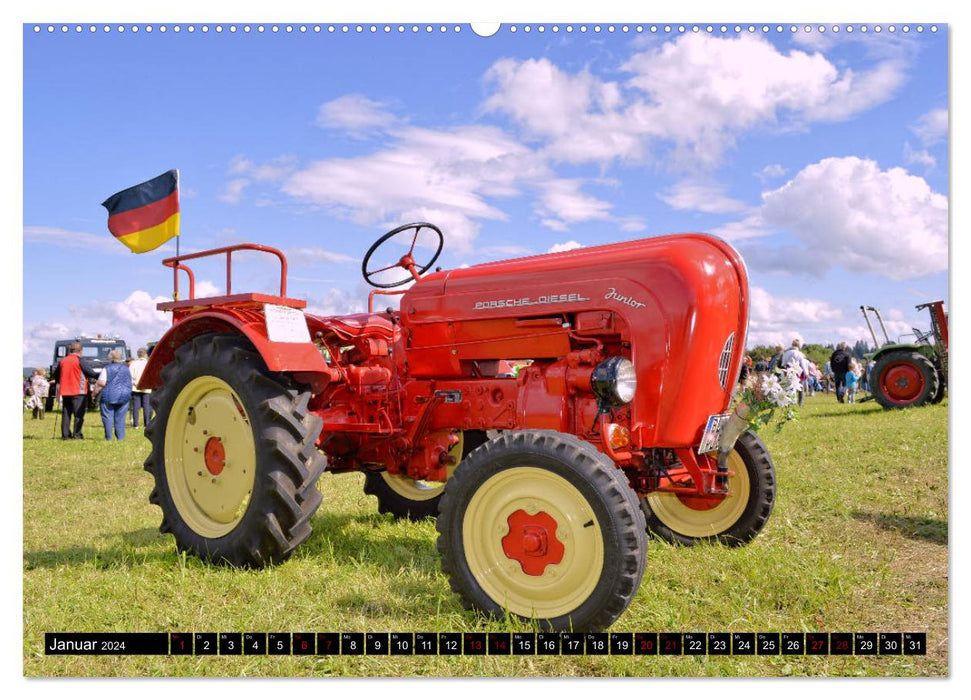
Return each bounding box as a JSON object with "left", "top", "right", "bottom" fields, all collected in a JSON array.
[{"left": 861, "top": 301, "right": 948, "bottom": 409}]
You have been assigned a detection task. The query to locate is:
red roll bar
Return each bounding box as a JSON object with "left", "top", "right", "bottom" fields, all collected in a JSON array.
[{"left": 162, "top": 244, "right": 289, "bottom": 300}]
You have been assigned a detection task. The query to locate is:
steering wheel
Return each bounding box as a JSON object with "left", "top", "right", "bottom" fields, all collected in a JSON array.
[{"left": 361, "top": 222, "right": 444, "bottom": 289}]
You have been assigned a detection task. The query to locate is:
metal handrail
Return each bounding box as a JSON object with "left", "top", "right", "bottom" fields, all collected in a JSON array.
[
  {"left": 162, "top": 243, "right": 288, "bottom": 300},
  {"left": 368, "top": 288, "right": 406, "bottom": 313}
]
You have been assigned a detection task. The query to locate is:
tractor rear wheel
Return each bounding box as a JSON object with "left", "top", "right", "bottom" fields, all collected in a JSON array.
[
  {"left": 871, "top": 350, "right": 939, "bottom": 409},
  {"left": 437, "top": 430, "right": 647, "bottom": 631},
  {"left": 363, "top": 430, "right": 488, "bottom": 520},
  {"left": 144, "top": 333, "right": 326, "bottom": 567},
  {"left": 641, "top": 430, "right": 775, "bottom": 546}
]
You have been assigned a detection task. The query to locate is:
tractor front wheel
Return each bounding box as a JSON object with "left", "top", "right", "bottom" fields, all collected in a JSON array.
[
  {"left": 144, "top": 333, "right": 326, "bottom": 567},
  {"left": 641, "top": 430, "right": 775, "bottom": 546},
  {"left": 363, "top": 431, "right": 488, "bottom": 520},
  {"left": 871, "top": 350, "right": 939, "bottom": 409},
  {"left": 437, "top": 430, "right": 647, "bottom": 631}
]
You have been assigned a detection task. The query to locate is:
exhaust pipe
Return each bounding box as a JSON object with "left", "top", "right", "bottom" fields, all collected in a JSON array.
[{"left": 717, "top": 402, "right": 750, "bottom": 471}]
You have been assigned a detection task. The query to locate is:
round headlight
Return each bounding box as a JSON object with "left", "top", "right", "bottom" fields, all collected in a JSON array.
[{"left": 591, "top": 356, "right": 637, "bottom": 406}]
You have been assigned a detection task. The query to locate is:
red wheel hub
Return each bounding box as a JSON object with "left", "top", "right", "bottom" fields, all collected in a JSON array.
[
  {"left": 204, "top": 436, "right": 226, "bottom": 476},
  {"left": 675, "top": 491, "right": 726, "bottom": 511},
  {"left": 674, "top": 454, "right": 726, "bottom": 510},
  {"left": 501, "top": 509, "right": 565, "bottom": 576},
  {"left": 881, "top": 362, "right": 924, "bottom": 403}
]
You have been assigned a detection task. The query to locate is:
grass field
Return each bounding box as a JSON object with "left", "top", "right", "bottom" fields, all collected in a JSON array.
[{"left": 22, "top": 393, "right": 948, "bottom": 677}]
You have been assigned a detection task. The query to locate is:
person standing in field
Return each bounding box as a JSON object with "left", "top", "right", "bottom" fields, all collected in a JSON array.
[
  {"left": 94, "top": 349, "right": 133, "bottom": 441},
  {"left": 845, "top": 364, "right": 860, "bottom": 403},
  {"left": 128, "top": 347, "right": 152, "bottom": 429},
  {"left": 27, "top": 368, "right": 49, "bottom": 419},
  {"left": 51, "top": 341, "right": 100, "bottom": 439},
  {"left": 830, "top": 343, "right": 852, "bottom": 404}
]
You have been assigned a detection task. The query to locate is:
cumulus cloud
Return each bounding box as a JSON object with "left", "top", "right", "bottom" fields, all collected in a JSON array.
[
  {"left": 218, "top": 178, "right": 250, "bottom": 204},
  {"left": 547, "top": 240, "right": 584, "bottom": 254},
  {"left": 282, "top": 125, "right": 544, "bottom": 251},
  {"left": 746, "top": 285, "right": 843, "bottom": 347},
  {"left": 759, "top": 157, "right": 947, "bottom": 279},
  {"left": 304, "top": 287, "right": 367, "bottom": 317},
  {"left": 910, "top": 107, "right": 948, "bottom": 146},
  {"left": 23, "top": 290, "right": 172, "bottom": 366},
  {"left": 709, "top": 214, "right": 773, "bottom": 242},
  {"left": 658, "top": 180, "right": 748, "bottom": 214},
  {"left": 622, "top": 34, "right": 905, "bottom": 166},
  {"left": 903, "top": 142, "right": 936, "bottom": 171},
  {"left": 484, "top": 34, "right": 905, "bottom": 169},
  {"left": 536, "top": 179, "right": 613, "bottom": 231},
  {"left": 316, "top": 94, "right": 398, "bottom": 134},
  {"left": 757, "top": 164, "right": 788, "bottom": 182}
]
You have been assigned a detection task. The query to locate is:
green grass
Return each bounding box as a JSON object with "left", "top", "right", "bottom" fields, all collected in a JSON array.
[{"left": 23, "top": 393, "right": 948, "bottom": 677}]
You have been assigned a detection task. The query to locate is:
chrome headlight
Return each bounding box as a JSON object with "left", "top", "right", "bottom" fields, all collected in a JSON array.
[{"left": 591, "top": 357, "right": 637, "bottom": 406}]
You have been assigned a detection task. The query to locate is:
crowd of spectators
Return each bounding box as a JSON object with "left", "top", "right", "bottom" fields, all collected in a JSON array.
[
  {"left": 745, "top": 340, "right": 875, "bottom": 405},
  {"left": 23, "top": 346, "right": 154, "bottom": 440}
]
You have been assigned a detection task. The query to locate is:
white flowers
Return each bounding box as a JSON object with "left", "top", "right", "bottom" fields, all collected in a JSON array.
[
  {"left": 737, "top": 364, "right": 802, "bottom": 433},
  {"left": 760, "top": 365, "right": 802, "bottom": 408}
]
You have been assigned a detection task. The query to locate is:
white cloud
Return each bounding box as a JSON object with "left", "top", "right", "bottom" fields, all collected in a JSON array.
[
  {"left": 282, "top": 125, "right": 543, "bottom": 251},
  {"left": 304, "top": 287, "right": 367, "bottom": 317},
  {"left": 658, "top": 180, "right": 748, "bottom": 214},
  {"left": 903, "top": 142, "right": 936, "bottom": 171},
  {"left": 285, "top": 247, "right": 356, "bottom": 264},
  {"left": 24, "top": 226, "right": 144, "bottom": 255},
  {"left": 548, "top": 240, "right": 584, "bottom": 254},
  {"left": 24, "top": 290, "right": 172, "bottom": 366},
  {"left": 759, "top": 157, "right": 947, "bottom": 279},
  {"left": 218, "top": 178, "right": 250, "bottom": 204},
  {"left": 746, "top": 285, "right": 843, "bottom": 347},
  {"left": 709, "top": 214, "right": 772, "bottom": 242},
  {"left": 485, "top": 34, "right": 904, "bottom": 169},
  {"left": 536, "top": 179, "right": 612, "bottom": 231},
  {"left": 194, "top": 279, "right": 221, "bottom": 298},
  {"left": 622, "top": 34, "right": 905, "bottom": 166},
  {"left": 316, "top": 94, "right": 397, "bottom": 134},
  {"left": 910, "top": 107, "right": 948, "bottom": 146},
  {"left": 618, "top": 217, "right": 647, "bottom": 233},
  {"left": 228, "top": 155, "right": 297, "bottom": 182},
  {"left": 757, "top": 164, "right": 788, "bottom": 182}
]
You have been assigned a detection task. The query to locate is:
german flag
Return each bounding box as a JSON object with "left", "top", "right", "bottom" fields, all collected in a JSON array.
[{"left": 102, "top": 169, "right": 179, "bottom": 253}]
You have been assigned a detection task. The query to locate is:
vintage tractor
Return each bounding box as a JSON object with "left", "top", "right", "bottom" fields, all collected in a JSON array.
[
  {"left": 139, "top": 224, "right": 775, "bottom": 631},
  {"left": 860, "top": 302, "right": 948, "bottom": 409}
]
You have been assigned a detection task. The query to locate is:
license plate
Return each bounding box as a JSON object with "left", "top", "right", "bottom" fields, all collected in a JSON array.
[{"left": 699, "top": 413, "right": 731, "bottom": 454}]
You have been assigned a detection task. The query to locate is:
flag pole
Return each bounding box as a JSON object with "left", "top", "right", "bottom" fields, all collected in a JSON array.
[{"left": 174, "top": 169, "right": 181, "bottom": 300}]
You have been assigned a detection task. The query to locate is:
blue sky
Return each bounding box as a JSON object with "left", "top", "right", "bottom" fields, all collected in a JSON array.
[{"left": 22, "top": 22, "right": 948, "bottom": 365}]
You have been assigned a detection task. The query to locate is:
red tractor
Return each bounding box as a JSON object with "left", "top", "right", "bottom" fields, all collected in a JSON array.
[{"left": 139, "top": 224, "right": 775, "bottom": 631}]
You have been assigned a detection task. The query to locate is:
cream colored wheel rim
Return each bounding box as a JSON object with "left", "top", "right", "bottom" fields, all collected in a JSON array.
[
  {"left": 165, "top": 376, "right": 257, "bottom": 538},
  {"left": 462, "top": 467, "right": 604, "bottom": 620},
  {"left": 646, "top": 450, "right": 750, "bottom": 538},
  {"left": 379, "top": 432, "right": 463, "bottom": 501}
]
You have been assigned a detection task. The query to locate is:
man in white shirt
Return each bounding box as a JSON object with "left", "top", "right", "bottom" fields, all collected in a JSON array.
[
  {"left": 780, "top": 339, "right": 809, "bottom": 405},
  {"left": 129, "top": 347, "right": 152, "bottom": 428}
]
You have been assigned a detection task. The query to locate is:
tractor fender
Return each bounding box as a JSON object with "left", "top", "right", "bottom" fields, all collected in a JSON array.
[
  {"left": 138, "top": 309, "right": 333, "bottom": 392},
  {"left": 871, "top": 343, "right": 935, "bottom": 364}
]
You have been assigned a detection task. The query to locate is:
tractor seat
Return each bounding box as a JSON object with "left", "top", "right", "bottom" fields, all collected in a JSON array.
[{"left": 913, "top": 327, "right": 934, "bottom": 344}]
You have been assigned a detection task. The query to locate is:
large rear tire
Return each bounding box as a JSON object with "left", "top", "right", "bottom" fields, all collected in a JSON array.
[
  {"left": 144, "top": 333, "right": 326, "bottom": 567},
  {"left": 363, "top": 430, "right": 488, "bottom": 520},
  {"left": 641, "top": 431, "right": 775, "bottom": 546},
  {"left": 871, "top": 350, "right": 939, "bottom": 409},
  {"left": 437, "top": 430, "right": 647, "bottom": 631}
]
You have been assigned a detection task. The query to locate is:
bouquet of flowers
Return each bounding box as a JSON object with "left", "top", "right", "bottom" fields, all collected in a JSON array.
[{"left": 734, "top": 364, "right": 802, "bottom": 433}]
